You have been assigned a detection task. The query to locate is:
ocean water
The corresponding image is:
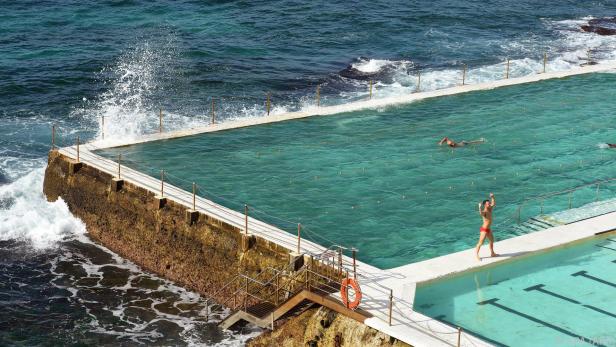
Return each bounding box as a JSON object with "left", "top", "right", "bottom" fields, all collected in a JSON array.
[
  {"left": 2, "top": 0, "right": 616, "bottom": 345},
  {"left": 414, "top": 234, "right": 616, "bottom": 346}
]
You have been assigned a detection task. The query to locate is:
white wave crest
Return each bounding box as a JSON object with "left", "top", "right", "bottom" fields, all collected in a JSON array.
[
  {"left": 0, "top": 168, "right": 86, "bottom": 248},
  {"left": 351, "top": 58, "right": 404, "bottom": 73},
  {"left": 338, "top": 17, "right": 616, "bottom": 102}
]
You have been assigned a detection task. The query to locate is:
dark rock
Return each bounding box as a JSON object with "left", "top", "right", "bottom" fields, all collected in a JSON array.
[
  {"left": 581, "top": 17, "right": 616, "bottom": 35},
  {"left": 0, "top": 171, "right": 8, "bottom": 185}
]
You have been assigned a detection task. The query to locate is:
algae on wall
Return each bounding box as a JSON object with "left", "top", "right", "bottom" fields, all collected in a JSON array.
[
  {"left": 43, "top": 150, "right": 410, "bottom": 347},
  {"left": 43, "top": 150, "right": 291, "bottom": 304},
  {"left": 248, "top": 307, "right": 411, "bottom": 347}
]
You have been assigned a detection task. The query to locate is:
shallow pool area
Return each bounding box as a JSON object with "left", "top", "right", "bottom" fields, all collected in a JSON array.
[
  {"left": 97, "top": 73, "right": 616, "bottom": 269},
  {"left": 414, "top": 233, "right": 616, "bottom": 347}
]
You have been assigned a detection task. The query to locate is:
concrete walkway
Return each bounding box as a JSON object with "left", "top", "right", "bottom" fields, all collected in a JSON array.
[{"left": 91, "top": 60, "right": 616, "bottom": 150}]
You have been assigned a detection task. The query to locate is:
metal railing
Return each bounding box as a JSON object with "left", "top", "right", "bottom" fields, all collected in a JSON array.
[
  {"left": 203, "top": 244, "right": 397, "bottom": 327},
  {"left": 513, "top": 177, "right": 616, "bottom": 224}
]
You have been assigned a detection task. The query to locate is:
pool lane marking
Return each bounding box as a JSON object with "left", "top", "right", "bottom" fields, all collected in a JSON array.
[
  {"left": 571, "top": 271, "right": 616, "bottom": 288},
  {"left": 476, "top": 298, "right": 607, "bottom": 346},
  {"left": 596, "top": 244, "right": 616, "bottom": 252},
  {"left": 582, "top": 305, "right": 616, "bottom": 319},
  {"left": 524, "top": 284, "right": 616, "bottom": 319},
  {"left": 523, "top": 284, "right": 579, "bottom": 304}
]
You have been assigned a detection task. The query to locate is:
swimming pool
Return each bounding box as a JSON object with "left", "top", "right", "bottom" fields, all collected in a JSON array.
[
  {"left": 97, "top": 73, "right": 616, "bottom": 269},
  {"left": 414, "top": 233, "right": 616, "bottom": 347}
]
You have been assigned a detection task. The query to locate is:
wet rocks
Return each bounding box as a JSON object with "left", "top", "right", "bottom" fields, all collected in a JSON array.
[{"left": 581, "top": 17, "right": 616, "bottom": 36}]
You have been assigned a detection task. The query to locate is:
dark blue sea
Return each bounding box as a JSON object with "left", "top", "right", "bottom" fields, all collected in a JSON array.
[{"left": 1, "top": 1, "right": 616, "bottom": 345}]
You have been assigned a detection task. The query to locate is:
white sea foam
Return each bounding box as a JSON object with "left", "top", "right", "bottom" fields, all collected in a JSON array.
[
  {"left": 61, "top": 16, "right": 616, "bottom": 146},
  {"left": 351, "top": 58, "right": 412, "bottom": 74},
  {"left": 0, "top": 168, "right": 86, "bottom": 249},
  {"left": 336, "top": 17, "right": 616, "bottom": 103}
]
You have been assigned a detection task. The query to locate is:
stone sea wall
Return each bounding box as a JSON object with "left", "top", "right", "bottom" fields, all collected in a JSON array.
[{"left": 43, "top": 150, "right": 409, "bottom": 347}]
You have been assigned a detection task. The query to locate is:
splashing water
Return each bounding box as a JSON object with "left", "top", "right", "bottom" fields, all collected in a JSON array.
[{"left": 0, "top": 168, "right": 86, "bottom": 249}]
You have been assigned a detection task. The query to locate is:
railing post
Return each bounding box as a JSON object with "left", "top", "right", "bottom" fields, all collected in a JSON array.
[
  {"left": 543, "top": 52, "right": 547, "bottom": 73},
  {"left": 244, "top": 204, "right": 248, "bottom": 235},
  {"left": 457, "top": 327, "right": 462, "bottom": 347},
  {"left": 305, "top": 266, "right": 309, "bottom": 290},
  {"left": 76, "top": 136, "right": 80, "bottom": 162},
  {"left": 388, "top": 289, "right": 393, "bottom": 326},
  {"left": 587, "top": 48, "right": 592, "bottom": 64},
  {"left": 310, "top": 255, "right": 314, "bottom": 284},
  {"left": 244, "top": 276, "right": 248, "bottom": 311},
  {"left": 345, "top": 270, "right": 349, "bottom": 309},
  {"left": 352, "top": 248, "right": 357, "bottom": 280},
  {"left": 270, "top": 312, "right": 275, "bottom": 331},
  {"left": 233, "top": 278, "right": 237, "bottom": 308},
  {"left": 117, "top": 154, "right": 121, "bottom": 179},
  {"left": 211, "top": 98, "right": 216, "bottom": 125},
  {"left": 316, "top": 86, "right": 320, "bottom": 107},
  {"left": 51, "top": 124, "right": 55, "bottom": 150},
  {"left": 266, "top": 92, "right": 271, "bottom": 116},
  {"left": 462, "top": 64, "right": 467, "bottom": 85},
  {"left": 337, "top": 247, "right": 342, "bottom": 279},
  {"left": 275, "top": 274, "right": 279, "bottom": 305},
  {"left": 416, "top": 71, "right": 421, "bottom": 92},
  {"left": 369, "top": 80, "right": 373, "bottom": 99},
  {"left": 505, "top": 59, "right": 510, "bottom": 79},
  {"left": 159, "top": 109, "right": 162, "bottom": 133},
  {"left": 297, "top": 223, "right": 301, "bottom": 253},
  {"left": 101, "top": 116, "right": 105, "bottom": 140},
  {"left": 192, "top": 182, "right": 196, "bottom": 210},
  {"left": 160, "top": 170, "right": 164, "bottom": 197}
]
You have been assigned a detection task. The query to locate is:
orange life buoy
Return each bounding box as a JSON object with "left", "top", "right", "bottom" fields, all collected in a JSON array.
[{"left": 340, "top": 277, "right": 362, "bottom": 310}]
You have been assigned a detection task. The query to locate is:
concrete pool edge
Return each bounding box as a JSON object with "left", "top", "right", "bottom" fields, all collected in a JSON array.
[
  {"left": 386, "top": 215, "right": 616, "bottom": 297},
  {"left": 90, "top": 60, "right": 616, "bottom": 151}
]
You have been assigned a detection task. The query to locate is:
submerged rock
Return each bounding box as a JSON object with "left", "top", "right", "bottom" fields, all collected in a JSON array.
[{"left": 581, "top": 17, "right": 616, "bottom": 36}]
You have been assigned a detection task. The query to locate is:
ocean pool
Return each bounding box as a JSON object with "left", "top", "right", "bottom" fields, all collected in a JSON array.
[{"left": 98, "top": 73, "right": 616, "bottom": 269}]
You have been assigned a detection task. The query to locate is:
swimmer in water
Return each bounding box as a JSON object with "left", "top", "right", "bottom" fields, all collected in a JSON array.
[
  {"left": 609, "top": 144, "right": 616, "bottom": 148},
  {"left": 438, "top": 137, "right": 485, "bottom": 148}
]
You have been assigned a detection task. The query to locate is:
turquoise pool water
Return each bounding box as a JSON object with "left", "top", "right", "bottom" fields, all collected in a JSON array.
[
  {"left": 98, "top": 73, "right": 616, "bottom": 269},
  {"left": 414, "top": 234, "right": 616, "bottom": 347}
]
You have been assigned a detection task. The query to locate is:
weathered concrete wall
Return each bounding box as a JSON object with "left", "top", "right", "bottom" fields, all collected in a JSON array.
[
  {"left": 43, "top": 150, "right": 290, "bottom": 304},
  {"left": 248, "top": 307, "right": 410, "bottom": 347},
  {"left": 43, "top": 150, "right": 408, "bottom": 346}
]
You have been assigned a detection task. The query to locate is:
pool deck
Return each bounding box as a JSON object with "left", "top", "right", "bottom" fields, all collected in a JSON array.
[
  {"left": 59, "top": 144, "right": 616, "bottom": 347},
  {"left": 91, "top": 60, "right": 616, "bottom": 150},
  {"left": 63, "top": 60, "right": 616, "bottom": 347}
]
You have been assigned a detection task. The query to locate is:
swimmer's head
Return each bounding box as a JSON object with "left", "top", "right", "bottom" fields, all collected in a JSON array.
[{"left": 482, "top": 199, "right": 491, "bottom": 210}]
